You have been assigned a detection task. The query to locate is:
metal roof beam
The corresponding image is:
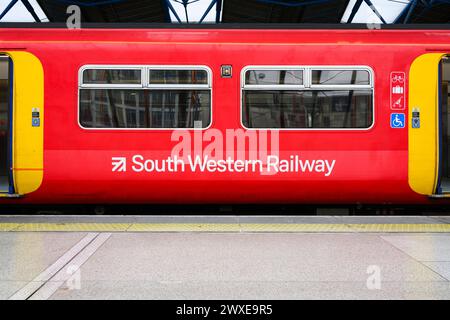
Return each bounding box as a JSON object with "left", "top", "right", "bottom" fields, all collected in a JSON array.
[
  {"left": 164, "top": 0, "right": 183, "bottom": 23},
  {"left": 21, "top": 0, "right": 41, "bottom": 22},
  {"left": 0, "top": 0, "right": 41, "bottom": 22},
  {"left": 346, "top": 0, "right": 387, "bottom": 24},
  {"left": 0, "top": 0, "right": 19, "bottom": 21},
  {"left": 215, "top": 0, "right": 222, "bottom": 23},
  {"left": 199, "top": 0, "right": 218, "bottom": 23},
  {"left": 394, "top": 0, "right": 450, "bottom": 24},
  {"left": 364, "top": 0, "right": 387, "bottom": 24},
  {"left": 255, "top": 0, "right": 334, "bottom": 7},
  {"left": 403, "top": 1, "right": 418, "bottom": 23},
  {"left": 347, "top": 0, "right": 363, "bottom": 23}
]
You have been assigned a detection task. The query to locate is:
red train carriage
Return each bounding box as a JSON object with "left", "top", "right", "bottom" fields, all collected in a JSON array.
[{"left": 0, "top": 26, "right": 449, "bottom": 204}]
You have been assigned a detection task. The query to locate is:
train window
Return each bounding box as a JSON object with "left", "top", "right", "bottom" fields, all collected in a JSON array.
[
  {"left": 79, "top": 66, "right": 211, "bottom": 129},
  {"left": 245, "top": 70, "right": 303, "bottom": 86},
  {"left": 242, "top": 67, "right": 373, "bottom": 129},
  {"left": 79, "top": 89, "right": 210, "bottom": 129},
  {"left": 149, "top": 69, "right": 208, "bottom": 85},
  {"left": 82, "top": 69, "right": 142, "bottom": 85},
  {"left": 311, "top": 70, "right": 370, "bottom": 86},
  {"left": 242, "top": 90, "right": 372, "bottom": 129}
]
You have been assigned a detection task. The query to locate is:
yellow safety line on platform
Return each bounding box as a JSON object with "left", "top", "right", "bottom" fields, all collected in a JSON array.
[
  {"left": 0, "top": 223, "right": 20, "bottom": 231},
  {"left": 128, "top": 223, "right": 240, "bottom": 232},
  {"left": 0, "top": 223, "right": 450, "bottom": 233},
  {"left": 241, "top": 223, "right": 352, "bottom": 232},
  {"left": 348, "top": 224, "right": 450, "bottom": 232},
  {"left": 13, "top": 223, "right": 132, "bottom": 232}
]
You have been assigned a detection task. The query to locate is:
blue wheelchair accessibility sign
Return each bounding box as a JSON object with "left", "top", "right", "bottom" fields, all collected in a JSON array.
[{"left": 390, "top": 113, "right": 405, "bottom": 128}]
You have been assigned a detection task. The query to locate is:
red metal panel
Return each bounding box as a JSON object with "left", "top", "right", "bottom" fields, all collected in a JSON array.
[{"left": 1, "top": 28, "right": 450, "bottom": 204}]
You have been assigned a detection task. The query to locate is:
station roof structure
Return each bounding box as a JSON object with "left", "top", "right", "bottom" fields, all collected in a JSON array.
[
  {"left": 0, "top": 0, "right": 449, "bottom": 24},
  {"left": 221, "top": 0, "right": 349, "bottom": 23},
  {"left": 395, "top": 0, "right": 450, "bottom": 23},
  {"left": 35, "top": 0, "right": 168, "bottom": 23}
]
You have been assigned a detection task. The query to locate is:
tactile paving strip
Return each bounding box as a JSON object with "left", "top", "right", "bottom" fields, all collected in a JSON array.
[
  {"left": 0, "top": 223, "right": 449, "bottom": 233},
  {"left": 10, "top": 223, "right": 131, "bottom": 232}
]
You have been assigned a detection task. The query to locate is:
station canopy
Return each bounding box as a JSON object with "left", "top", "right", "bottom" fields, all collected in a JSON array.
[
  {"left": 0, "top": 0, "right": 449, "bottom": 24},
  {"left": 395, "top": 1, "right": 450, "bottom": 23},
  {"left": 35, "top": 0, "right": 167, "bottom": 23},
  {"left": 221, "top": 0, "right": 349, "bottom": 23}
]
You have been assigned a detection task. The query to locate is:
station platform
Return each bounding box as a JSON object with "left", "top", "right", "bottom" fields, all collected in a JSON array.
[{"left": 1, "top": 215, "right": 450, "bottom": 300}]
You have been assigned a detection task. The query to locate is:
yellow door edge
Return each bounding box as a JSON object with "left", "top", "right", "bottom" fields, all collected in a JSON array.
[
  {"left": 0, "top": 51, "right": 44, "bottom": 195},
  {"left": 409, "top": 53, "right": 448, "bottom": 196}
]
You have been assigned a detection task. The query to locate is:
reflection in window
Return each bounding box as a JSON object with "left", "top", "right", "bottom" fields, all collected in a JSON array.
[
  {"left": 149, "top": 70, "right": 208, "bottom": 85},
  {"left": 311, "top": 70, "right": 370, "bottom": 86},
  {"left": 82, "top": 69, "right": 141, "bottom": 85},
  {"left": 79, "top": 89, "right": 211, "bottom": 128},
  {"left": 242, "top": 90, "right": 373, "bottom": 129},
  {"left": 80, "top": 67, "right": 211, "bottom": 129},
  {"left": 245, "top": 70, "right": 303, "bottom": 85}
]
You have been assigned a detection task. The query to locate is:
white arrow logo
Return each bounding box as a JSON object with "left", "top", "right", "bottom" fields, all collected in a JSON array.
[{"left": 112, "top": 157, "right": 127, "bottom": 172}]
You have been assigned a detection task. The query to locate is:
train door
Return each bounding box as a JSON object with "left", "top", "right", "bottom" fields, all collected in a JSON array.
[
  {"left": 0, "top": 55, "right": 12, "bottom": 193},
  {"left": 0, "top": 51, "right": 44, "bottom": 197},
  {"left": 409, "top": 53, "right": 450, "bottom": 197},
  {"left": 438, "top": 57, "right": 450, "bottom": 193}
]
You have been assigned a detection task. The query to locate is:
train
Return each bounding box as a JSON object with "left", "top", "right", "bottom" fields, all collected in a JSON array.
[{"left": 0, "top": 25, "right": 449, "bottom": 205}]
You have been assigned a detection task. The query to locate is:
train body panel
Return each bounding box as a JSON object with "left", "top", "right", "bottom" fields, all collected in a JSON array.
[{"left": 0, "top": 28, "right": 449, "bottom": 204}]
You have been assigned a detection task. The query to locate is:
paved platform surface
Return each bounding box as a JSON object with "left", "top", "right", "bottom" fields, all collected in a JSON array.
[{"left": 0, "top": 215, "right": 450, "bottom": 300}]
